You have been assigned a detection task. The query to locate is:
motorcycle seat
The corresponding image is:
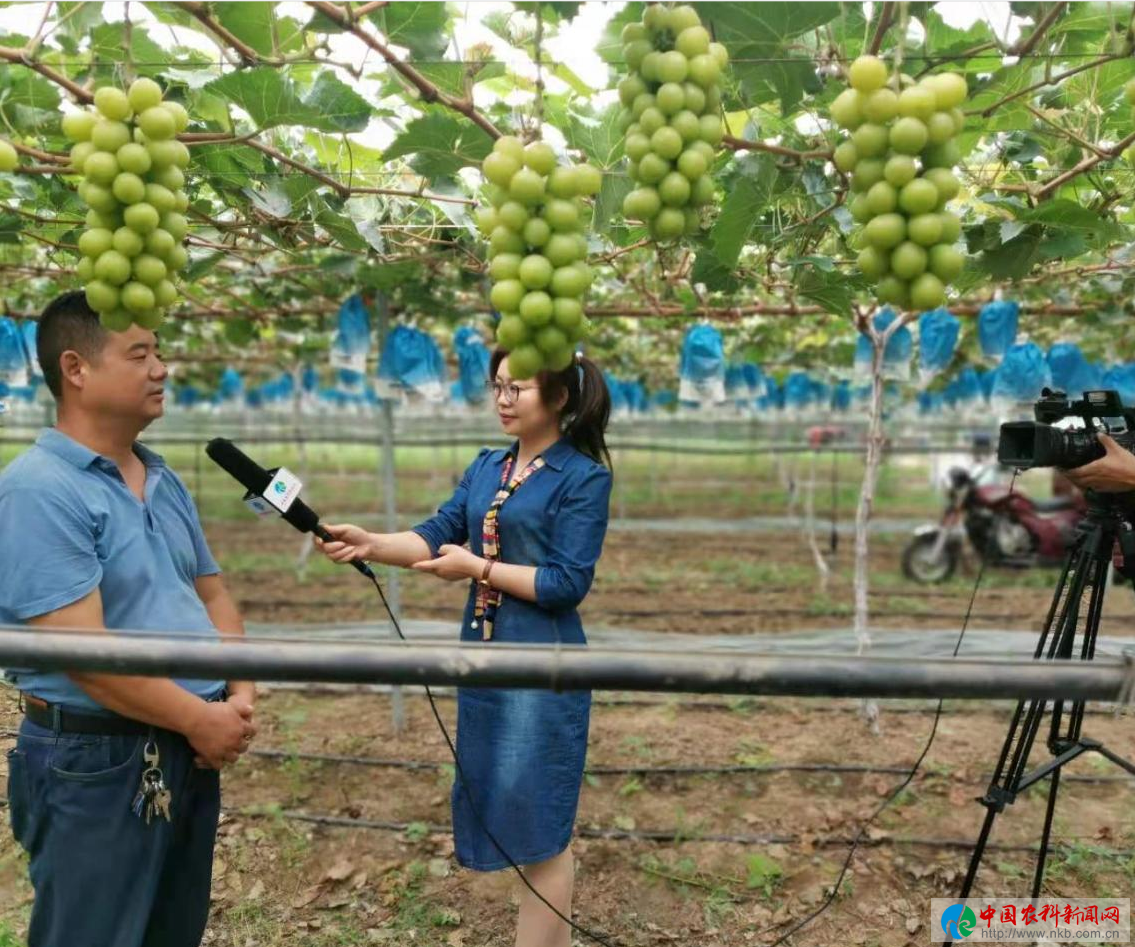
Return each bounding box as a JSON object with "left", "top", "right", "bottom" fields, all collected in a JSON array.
[{"left": 1033, "top": 496, "right": 1077, "bottom": 513}]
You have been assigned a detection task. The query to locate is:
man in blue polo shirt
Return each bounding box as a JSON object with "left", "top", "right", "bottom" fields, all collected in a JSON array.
[{"left": 0, "top": 292, "right": 256, "bottom": 947}]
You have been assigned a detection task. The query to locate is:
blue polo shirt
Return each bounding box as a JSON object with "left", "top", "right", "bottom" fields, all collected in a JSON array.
[{"left": 0, "top": 428, "right": 225, "bottom": 710}]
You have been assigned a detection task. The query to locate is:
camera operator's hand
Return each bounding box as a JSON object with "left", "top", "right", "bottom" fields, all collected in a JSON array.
[{"left": 1063, "top": 434, "right": 1135, "bottom": 492}]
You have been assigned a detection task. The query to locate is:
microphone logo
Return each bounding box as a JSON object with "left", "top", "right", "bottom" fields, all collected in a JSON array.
[
  {"left": 242, "top": 467, "right": 304, "bottom": 518},
  {"left": 262, "top": 468, "right": 303, "bottom": 512}
]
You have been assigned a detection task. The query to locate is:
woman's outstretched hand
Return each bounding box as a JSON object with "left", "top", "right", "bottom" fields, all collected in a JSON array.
[
  {"left": 412, "top": 544, "right": 484, "bottom": 582},
  {"left": 314, "top": 523, "right": 375, "bottom": 564}
]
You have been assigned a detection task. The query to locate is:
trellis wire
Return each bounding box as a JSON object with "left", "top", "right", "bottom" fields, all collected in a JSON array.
[{"left": 246, "top": 747, "right": 1133, "bottom": 785}]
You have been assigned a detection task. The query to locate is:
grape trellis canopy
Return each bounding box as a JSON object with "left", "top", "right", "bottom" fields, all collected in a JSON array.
[{"left": 0, "top": 1, "right": 1133, "bottom": 384}]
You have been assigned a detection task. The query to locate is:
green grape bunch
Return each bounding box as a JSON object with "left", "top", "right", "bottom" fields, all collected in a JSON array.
[
  {"left": 614, "top": 3, "right": 729, "bottom": 242},
  {"left": 833, "top": 55, "right": 968, "bottom": 312},
  {"left": 477, "top": 136, "right": 601, "bottom": 380},
  {"left": 64, "top": 79, "right": 191, "bottom": 332}
]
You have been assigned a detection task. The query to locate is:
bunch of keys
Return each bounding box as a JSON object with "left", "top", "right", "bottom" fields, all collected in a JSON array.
[{"left": 131, "top": 740, "right": 172, "bottom": 825}]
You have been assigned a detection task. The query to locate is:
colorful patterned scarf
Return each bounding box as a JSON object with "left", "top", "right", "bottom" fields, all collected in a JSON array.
[{"left": 472, "top": 453, "right": 546, "bottom": 640}]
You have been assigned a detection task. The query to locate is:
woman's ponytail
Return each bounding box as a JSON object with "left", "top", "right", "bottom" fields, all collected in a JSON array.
[{"left": 563, "top": 352, "right": 612, "bottom": 470}]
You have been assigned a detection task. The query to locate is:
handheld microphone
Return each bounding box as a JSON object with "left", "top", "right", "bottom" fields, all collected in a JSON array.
[{"left": 205, "top": 437, "right": 374, "bottom": 579}]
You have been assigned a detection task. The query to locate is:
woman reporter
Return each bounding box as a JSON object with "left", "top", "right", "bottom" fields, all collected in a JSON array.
[{"left": 316, "top": 348, "right": 612, "bottom": 947}]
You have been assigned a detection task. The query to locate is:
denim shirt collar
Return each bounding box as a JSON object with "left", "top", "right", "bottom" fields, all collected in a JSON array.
[
  {"left": 496, "top": 436, "right": 573, "bottom": 472},
  {"left": 36, "top": 428, "right": 166, "bottom": 472}
]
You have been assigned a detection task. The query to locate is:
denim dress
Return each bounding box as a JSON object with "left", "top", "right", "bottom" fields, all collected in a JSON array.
[{"left": 412, "top": 437, "right": 612, "bottom": 870}]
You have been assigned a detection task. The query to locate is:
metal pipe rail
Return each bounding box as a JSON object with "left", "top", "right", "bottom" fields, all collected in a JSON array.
[
  {"left": 0, "top": 630, "right": 1131, "bottom": 701},
  {"left": 1, "top": 429, "right": 975, "bottom": 456}
]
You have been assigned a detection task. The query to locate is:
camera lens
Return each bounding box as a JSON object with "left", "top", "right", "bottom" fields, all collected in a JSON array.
[
  {"left": 1056, "top": 429, "right": 1105, "bottom": 470},
  {"left": 997, "top": 422, "right": 1106, "bottom": 470}
]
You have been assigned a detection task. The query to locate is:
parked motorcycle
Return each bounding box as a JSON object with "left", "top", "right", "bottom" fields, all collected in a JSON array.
[{"left": 901, "top": 463, "right": 1086, "bottom": 583}]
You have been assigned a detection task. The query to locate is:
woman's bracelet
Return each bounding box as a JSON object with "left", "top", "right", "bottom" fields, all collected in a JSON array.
[{"left": 479, "top": 559, "right": 495, "bottom": 586}]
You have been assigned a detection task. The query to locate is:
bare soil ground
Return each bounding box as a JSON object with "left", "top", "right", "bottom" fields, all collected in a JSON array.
[
  {"left": 3, "top": 689, "right": 1132, "bottom": 947},
  {"left": 1, "top": 457, "right": 1132, "bottom": 946}
]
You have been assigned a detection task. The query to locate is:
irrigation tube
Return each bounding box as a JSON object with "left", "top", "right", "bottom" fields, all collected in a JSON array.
[
  {"left": 259, "top": 682, "right": 1128, "bottom": 716},
  {"left": 247, "top": 749, "right": 1132, "bottom": 785},
  {"left": 1, "top": 629, "right": 1132, "bottom": 701},
  {"left": 237, "top": 809, "right": 1135, "bottom": 856}
]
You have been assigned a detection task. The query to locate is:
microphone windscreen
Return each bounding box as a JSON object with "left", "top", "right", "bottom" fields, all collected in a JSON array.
[
  {"left": 205, "top": 438, "right": 272, "bottom": 494},
  {"left": 281, "top": 501, "right": 321, "bottom": 534}
]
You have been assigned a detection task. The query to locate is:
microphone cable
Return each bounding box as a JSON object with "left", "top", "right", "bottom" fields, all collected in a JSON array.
[
  {"left": 756, "top": 471, "right": 1017, "bottom": 947},
  {"left": 361, "top": 567, "right": 619, "bottom": 947}
]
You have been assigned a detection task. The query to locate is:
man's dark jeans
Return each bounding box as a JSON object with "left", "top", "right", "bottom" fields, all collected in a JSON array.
[{"left": 7, "top": 716, "right": 220, "bottom": 947}]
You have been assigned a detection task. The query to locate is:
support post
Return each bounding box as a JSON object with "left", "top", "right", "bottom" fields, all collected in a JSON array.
[
  {"left": 375, "top": 295, "right": 406, "bottom": 733},
  {"left": 804, "top": 448, "right": 831, "bottom": 590},
  {"left": 852, "top": 310, "right": 913, "bottom": 732}
]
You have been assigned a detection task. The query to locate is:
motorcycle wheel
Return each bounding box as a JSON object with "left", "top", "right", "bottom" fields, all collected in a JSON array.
[{"left": 901, "top": 534, "right": 958, "bottom": 584}]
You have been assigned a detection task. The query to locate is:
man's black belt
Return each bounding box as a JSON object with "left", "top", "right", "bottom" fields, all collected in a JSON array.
[{"left": 23, "top": 695, "right": 154, "bottom": 736}]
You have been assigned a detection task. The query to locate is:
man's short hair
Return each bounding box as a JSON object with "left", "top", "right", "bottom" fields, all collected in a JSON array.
[{"left": 37, "top": 291, "right": 108, "bottom": 399}]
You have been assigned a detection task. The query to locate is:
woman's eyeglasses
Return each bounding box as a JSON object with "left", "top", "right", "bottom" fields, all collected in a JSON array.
[{"left": 486, "top": 380, "right": 537, "bottom": 405}]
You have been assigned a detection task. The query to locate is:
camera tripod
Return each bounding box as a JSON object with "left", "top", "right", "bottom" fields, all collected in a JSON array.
[{"left": 944, "top": 501, "right": 1135, "bottom": 945}]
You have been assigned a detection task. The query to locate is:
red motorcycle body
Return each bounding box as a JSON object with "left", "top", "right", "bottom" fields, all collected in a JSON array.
[
  {"left": 902, "top": 466, "right": 1091, "bottom": 583},
  {"left": 971, "top": 483, "right": 1086, "bottom": 563}
]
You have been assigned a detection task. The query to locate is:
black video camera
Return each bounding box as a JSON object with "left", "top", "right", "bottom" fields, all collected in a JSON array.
[{"left": 997, "top": 389, "right": 1135, "bottom": 470}]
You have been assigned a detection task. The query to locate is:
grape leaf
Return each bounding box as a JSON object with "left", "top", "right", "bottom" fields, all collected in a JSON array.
[
  {"left": 514, "top": 2, "right": 582, "bottom": 22},
  {"left": 412, "top": 61, "right": 506, "bottom": 98},
  {"left": 224, "top": 318, "right": 258, "bottom": 345},
  {"left": 798, "top": 267, "right": 859, "bottom": 317},
  {"left": 301, "top": 72, "right": 372, "bottom": 134},
  {"left": 205, "top": 69, "right": 370, "bottom": 133},
  {"left": 0, "top": 71, "right": 61, "bottom": 113},
  {"left": 383, "top": 112, "right": 495, "bottom": 181},
  {"left": 369, "top": 3, "right": 449, "bottom": 59},
  {"left": 592, "top": 173, "right": 632, "bottom": 235},
  {"left": 88, "top": 22, "right": 167, "bottom": 74},
  {"left": 710, "top": 156, "right": 781, "bottom": 268},
  {"left": 215, "top": 3, "right": 277, "bottom": 57},
  {"left": 695, "top": 4, "right": 838, "bottom": 114},
  {"left": 0, "top": 214, "right": 22, "bottom": 244},
  {"left": 546, "top": 101, "right": 625, "bottom": 168},
  {"left": 697, "top": 3, "right": 840, "bottom": 50}
]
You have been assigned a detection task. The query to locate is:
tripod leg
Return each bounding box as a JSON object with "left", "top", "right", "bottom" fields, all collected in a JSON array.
[
  {"left": 944, "top": 808, "right": 1001, "bottom": 947},
  {"left": 958, "top": 807, "right": 998, "bottom": 900},
  {"left": 1031, "top": 768, "right": 1061, "bottom": 900},
  {"left": 1066, "top": 551, "right": 1109, "bottom": 744},
  {"left": 1092, "top": 744, "right": 1135, "bottom": 777}
]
